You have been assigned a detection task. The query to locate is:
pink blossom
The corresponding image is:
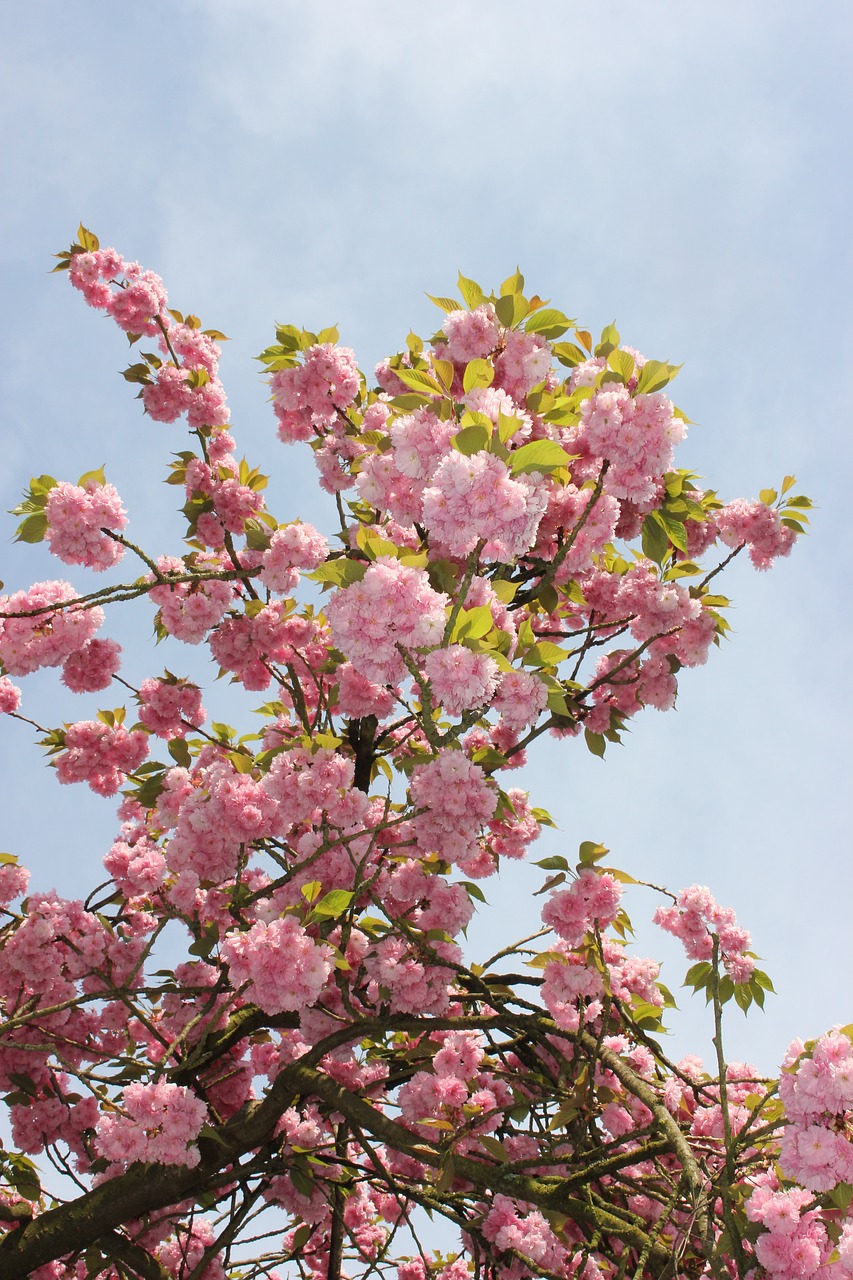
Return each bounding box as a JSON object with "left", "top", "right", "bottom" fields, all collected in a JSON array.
[
  {"left": 542, "top": 868, "right": 622, "bottom": 946},
  {"left": 96, "top": 1081, "right": 207, "bottom": 1168},
  {"left": 61, "top": 637, "right": 122, "bottom": 692},
  {"left": 260, "top": 522, "right": 329, "bottom": 592},
  {"left": 325, "top": 558, "right": 448, "bottom": 686},
  {"left": 410, "top": 750, "right": 497, "bottom": 865},
  {"left": 654, "top": 884, "right": 754, "bottom": 984},
  {"left": 716, "top": 498, "right": 796, "bottom": 570},
  {"left": 54, "top": 720, "right": 149, "bottom": 796},
  {"left": 271, "top": 343, "right": 360, "bottom": 441},
  {"left": 423, "top": 645, "right": 499, "bottom": 716},
  {"left": 441, "top": 305, "right": 500, "bottom": 363},
  {"left": 0, "top": 581, "right": 104, "bottom": 676},
  {"left": 138, "top": 676, "right": 206, "bottom": 738},
  {"left": 493, "top": 669, "right": 548, "bottom": 731},
  {"left": 220, "top": 917, "right": 332, "bottom": 1015},
  {"left": 422, "top": 451, "right": 548, "bottom": 561},
  {"left": 0, "top": 675, "right": 21, "bottom": 714}
]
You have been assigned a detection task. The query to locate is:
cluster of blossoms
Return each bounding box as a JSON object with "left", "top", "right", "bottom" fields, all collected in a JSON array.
[
  {"left": 0, "top": 242, "right": 826, "bottom": 1280},
  {"left": 716, "top": 496, "right": 796, "bottom": 570},
  {"left": 409, "top": 750, "right": 497, "bottom": 865},
  {"left": 777, "top": 1029, "right": 853, "bottom": 1192},
  {"left": 220, "top": 917, "right": 332, "bottom": 1016},
  {"left": 325, "top": 558, "right": 448, "bottom": 686},
  {"left": 54, "top": 719, "right": 149, "bottom": 796},
  {"left": 654, "top": 884, "right": 755, "bottom": 983},
  {"left": 137, "top": 675, "right": 206, "bottom": 738},
  {"left": 271, "top": 343, "right": 361, "bottom": 441},
  {"left": 0, "top": 581, "right": 104, "bottom": 677},
  {"left": 44, "top": 479, "right": 127, "bottom": 572},
  {"left": 96, "top": 1081, "right": 208, "bottom": 1169}
]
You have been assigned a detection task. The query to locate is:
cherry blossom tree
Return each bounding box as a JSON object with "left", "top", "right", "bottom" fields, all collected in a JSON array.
[{"left": 0, "top": 226, "right": 845, "bottom": 1280}]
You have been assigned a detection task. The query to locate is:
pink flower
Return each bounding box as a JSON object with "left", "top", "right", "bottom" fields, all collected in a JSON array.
[
  {"left": 0, "top": 581, "right": 104, "bottom": 676},
  {"left": 96, "top": 1082, "right": 207, "bottom": 1168},
  {"left": 220, "top": 917, "right": 332, "bottom": 1015}
]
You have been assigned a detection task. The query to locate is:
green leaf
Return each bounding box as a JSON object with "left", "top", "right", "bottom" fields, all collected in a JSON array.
[
  {"left": 657, "top": 510, "right": 688, "bottom": 552},
  {"left": 15, "top": 511, "right": 48, "bottom": 544},
  {"left": 759, "top": 488, "right": 778, "bottom": 506},
  {"left": 452, "top": 423, "right": 490, "bottom": 456},
  {"left": 636, "top": 359, "right": 681, "bottom": 394},
  {"left": 0, "top": 852, "right": 19, "bottom": 865},
  {"left": 77, "top": 223, "right": 100, "bottom": 252},
  {"left": 534, "top": 855, "right": 570, "bottom": 872},
  {"left": 463, "top": 358, "right": 494, "bottom": 394},
  {"left": 392, "top": 367, "right": 443, "bottom": 396},
  {"left": 290, "top": 1166, "right": 315, "bottom": 1199},
  {"left": 77, "top": 466, "right": 107, "bottom": 489},
  {"left": 501, "top": 269, "right": 525, "bottom": 296},
  {"left": 167, "top": 738, "right": 192, "bottom": 768},
  {"left": 552, "top": 342, "right": 588, "bottom": 368},
  {"left": 524, "top": 309, "right": 572, "bottom": 339},
  {"left": 426, "top": 293, "right": 462, "bottom": 314},
  {"left": 433, "top": 357, "right": 455, "bottom": 391},
  {"left": 309, "top": 559, "right": 368, "bottom": 588},
  {"left": 641, "top": 512, "right": 670, "bottom": 565},
  {"left": 495, "top": 293, "right": 528, "bottom": 327},
  {"left": 509, "top": 439, "right": 573, "bottom": 476},
  {"left": 583, "top": 729, "right": 606, "bottom": 758},
  {"left": 312, "top": 889, "right": 355, "bottom": 919},
  {"left": 457, "top": 273, "right": 486, "bottom": 310},
  {"left": 317, "top": 325, "right": 339, "bottom": 344},
  {"left": 578, "top": 840, "right": 609, "bottom": 865},
  {"left": 606, "top": 349, "right": 635, "bottom": 382},
  {"left": 683, "top": 962, "right": 712, "bottom": 989},
  {"left": 450, "top": 604, "right": 494, "bottom": 642},
  {"left": 524, "top": 641, "right": 569, "bottom": 667},
  {"left": 460, "top": 880, "right": 487, "bottom": 903}
]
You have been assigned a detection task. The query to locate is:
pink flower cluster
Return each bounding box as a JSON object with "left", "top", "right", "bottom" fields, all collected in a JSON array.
[
  {"left": 778, "top": 1030, "right": 853, "bottom": 1192},
  {"left": 494, "top": 329, "right": 553, "bottom": 398},
  {"left": 44, "top": 479, "right": 127, "bottom": 572},
  {"left": 716, "top": 498, "right": 796, "bottom": 570},
  {"left": 69, "top": 246, "right": 231, "bottom": 433},
  {"left": 54, "top": 719, "right": 149, "bottom": 796},
  {"left": 70, "top": 250, "right": 165, "bottom": 334},
  {"left": 422, "top": 645, "right": 499, "bottom": 716},
  {"left": 533, "top": 483, "right": 620, "bottom": 576},
  {"left": 746, "top": 1182, "right": 841, "bottom": 1277},
  {"left": 325, "top": 558, "right": 448, "bottom": 686},
  {"left": 409, "top": 750, "right": 497, "bottom": 864},
  {"left": 654, "top": 885, "right": 754, "bottom": 984},
  {"left": 220, "top": 917, "right": 332, "bottom": 1015},
  {"left": 96, "top": 1081, "right": 208, "bottom": 1168},
  {"left": 542, "top": 868, "right": 623, "bottom": 946},
  {"left": 541, "top": 948, "right": 605, "bottom": 1031},
  {"left": 422, "top": 451, "right": 548, "bottom": 561},
  {"left": 162, "top": 756, "right": 278, "bottom": 883},
  {"left": 260, "top": 521, "right": 329, "bottom": 593},
  {"left": 480, "top": 1194, "right": 567, "bottom": 1275},
  {"left": 0, "top": 581, "right": 104, "bottom": 676},
  {"left": 148, "top": 555, "right": 236, "bottom": 644},
  {"left": 492, "top": 669, "right": 549, "bottom": 731},
  {"left": 137, "top": 676, "right": 206, "bottom": 738},
  {"left": 0, "top": 675, "right": 21, "bottom": 715},
  {"left": 271, "top": 344, "right": 361, "bottom": 442},
  {"left": 441, "top": 305, "right": 500, "bottom": 363},
  {"left": 571, "top": 386, "right": 686, "bottom": 504},
  {"left": 60, "top": 637, "right": 122, "bottom": 693},
  {"left": 336, "top": 663, "right": 398, "bottom": 720}
]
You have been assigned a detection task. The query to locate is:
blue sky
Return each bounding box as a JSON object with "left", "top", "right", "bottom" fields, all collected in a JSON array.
[{"left": 1, "top": 1, "right": 851, "bottom": 1073}]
